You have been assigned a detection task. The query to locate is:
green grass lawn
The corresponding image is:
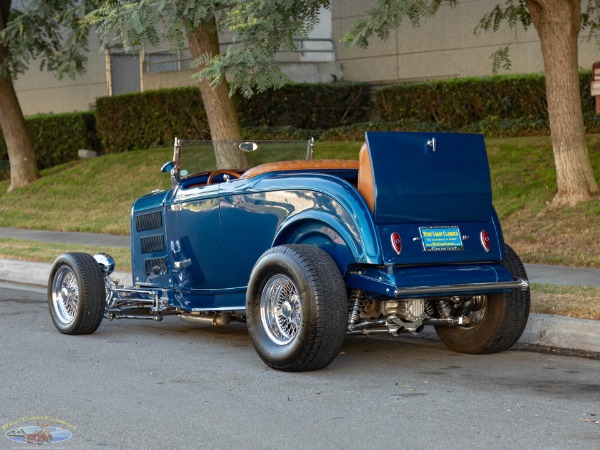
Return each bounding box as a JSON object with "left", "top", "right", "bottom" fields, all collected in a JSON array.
[
  {"left": 486, "top": 135, "right": 600, "bottom": 268},
  {"left": 0, "top": 238, "right": 132, "bottom": 272}
]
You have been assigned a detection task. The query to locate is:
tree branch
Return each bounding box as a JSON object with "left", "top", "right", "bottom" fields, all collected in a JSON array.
[{"left": 0, "top": 0, "right": 11, "bottom": 30}]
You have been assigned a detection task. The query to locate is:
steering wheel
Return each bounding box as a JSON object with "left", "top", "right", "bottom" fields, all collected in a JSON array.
[{"left": 207, "top": 169, "right": 241, "bottom": 184}]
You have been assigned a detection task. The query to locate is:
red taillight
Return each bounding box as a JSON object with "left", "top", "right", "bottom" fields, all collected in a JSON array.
[
  {"left": 480, "top": 230, "right": 491, "bottom": 252},
  {"left": 391, "top": 232, "right": 402, "bottom": 255}
]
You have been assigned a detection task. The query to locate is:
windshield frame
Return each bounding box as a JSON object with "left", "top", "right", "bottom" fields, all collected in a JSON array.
[{"left": 169, "top": 137, "right": 315, "bottom": 182}]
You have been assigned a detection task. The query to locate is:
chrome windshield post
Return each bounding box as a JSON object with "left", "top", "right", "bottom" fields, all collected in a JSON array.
[
  {"left": 172, "top": 137, "right": 182, "bottom": 186},
  {"left": 306, "top": 137, "right": 314, "bottom": 160}
]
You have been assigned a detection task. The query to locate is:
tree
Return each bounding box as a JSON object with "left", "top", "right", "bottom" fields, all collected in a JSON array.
[
  {"left": 0, "top": 0, "right": 38, "bottom": 192},
  {"left": 0, "top": 0, "right": 98, "bottom": 192},
  {"left": 86, "top": 1, "right": 244, "bottom": 168},
  {"left": 343, "top": 0, "right": 599, "bottom": 208},
  {"left": 85, "top": 1, "right": 328, "bottom": 168}
]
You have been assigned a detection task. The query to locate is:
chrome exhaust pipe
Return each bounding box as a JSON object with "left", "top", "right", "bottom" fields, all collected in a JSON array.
[
  {"left": 179, "top": 313, "right": 232, "bottom": 326},
  {"left": 423, "top": 316, "right": 469, "bottom": 326}
]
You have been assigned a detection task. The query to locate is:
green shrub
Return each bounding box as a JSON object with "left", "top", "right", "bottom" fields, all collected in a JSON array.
[
  {"left": 0, "top": 111, "right": 97, "bottom": 171},
  {"left": 95, "top": 87, "right": 209, "bottom": 153},
  {"left": 95, "top": 83, "right": 372, "bottom": 153},
  {"left": 320, "top": 119, "right": 449, "bottom": 141},
  {"left": 0, "top": 160, "right": 9, "bottom": 180},
  {"left": 458, "top": 116, "right": 550, "bottom": 137},
  {"left": 241, "top": 126, "right": 320, "bottom": 140},
  {"left": 584, "top": 112, "right": 600, "bottom": 134},
  {"left": 236, "top": 83, "right": 372, "bottom": 129},
  {"left": 375, "top": 71, "right": 596, "bottom": 129}
]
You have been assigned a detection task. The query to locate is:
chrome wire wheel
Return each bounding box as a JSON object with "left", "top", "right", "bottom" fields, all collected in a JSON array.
[
  {"left": 51, "top": 266, "right": 80, "bottom": 327},
  {"left": 247, "top": 245, "right": 348, "bottom": 371},
  {"left": 260, "top": 274, "right": 302, "bottom": 346}
]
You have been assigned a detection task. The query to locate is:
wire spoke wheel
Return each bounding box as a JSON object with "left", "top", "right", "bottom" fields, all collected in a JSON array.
[
  {"left": 260, "top": 274, "right": 302, "bottom": 345},
  {"left": 51, "top": 266, "right": 80, "bottom": 327},
  {"left": 47, "top": 252, "right": 105, "bottom": 335},
  {"left": 247, "top": 245, "right": 348, "bottom": 372}
]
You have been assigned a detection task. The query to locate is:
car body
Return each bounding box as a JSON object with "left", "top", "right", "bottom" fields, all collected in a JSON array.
[{"left": 48, "top": 132, "right": 530, "bottom": 371}]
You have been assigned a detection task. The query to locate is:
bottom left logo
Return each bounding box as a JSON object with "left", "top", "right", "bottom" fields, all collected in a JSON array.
[{"left": 5, "top": 420, "right": 74, "bottom": 445}]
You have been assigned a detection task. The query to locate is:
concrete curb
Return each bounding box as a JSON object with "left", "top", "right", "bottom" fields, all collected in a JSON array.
[
  {"left": 520, "top": 313, "right": 600, "bottom": 353},
  {"left": 1, "top": 258, "right": 598, "bottom": 354},
  {"left": 413, "top": 314, "right": 600, "bottom": 353}
]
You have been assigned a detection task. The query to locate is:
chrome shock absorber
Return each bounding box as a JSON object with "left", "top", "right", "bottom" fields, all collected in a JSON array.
[
  {"left": 424, "top": 300, "right": 436, "bottom": 317},
  {"left": 348, "top": 290, "right": 366, "bottom": 329},
  {"left": 435, "top": 299, "right": 453, "bottom": 318}
]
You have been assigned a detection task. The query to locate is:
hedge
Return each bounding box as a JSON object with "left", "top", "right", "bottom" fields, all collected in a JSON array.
[
  {"left": 241, "top": 125, "right": 320, "bottom": 140},
  {"left": 95, "top": 83, "right": 372, "bottom": 153},
  {"left": 236, "top": 83, "right": 372, "bottom": 129},
  {"left": 320, "top": 119, "right": 450, "bottom": 141},
  {"left": 375, "top": 71, "right": 595, "bottom": 129},
  {"left": 94, "top": 87, "right": 209, "bottom": 154},
  {"left": 0, "top": 111, "right": 97, "bottom": 175},
  {"left": 318, "top": 112, "right": 600, "bottom": 141}
]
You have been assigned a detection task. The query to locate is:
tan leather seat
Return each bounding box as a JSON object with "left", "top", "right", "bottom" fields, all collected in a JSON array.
[
  {"left": 357, "top": 143, "right": 375, "bottom": 213},
  {"left": 241, "top": 159, "right": 359, "bottom": 178}
]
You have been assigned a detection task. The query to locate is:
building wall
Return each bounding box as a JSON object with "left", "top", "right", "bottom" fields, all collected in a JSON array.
[
  {"left": 143, "top": 7, "right": 340, "bottom": 91},
  {"left": 14, "top": 34, "right": 108, "bottom": 116},
  {"left": 332, "top": 0, "right": 598, "bottom": 84},
  {"left": 12, "top": 2, "right": 599, "bottom": 115},
  {"left": 13, "top": 8, "right": 339, "bottom": 115}
]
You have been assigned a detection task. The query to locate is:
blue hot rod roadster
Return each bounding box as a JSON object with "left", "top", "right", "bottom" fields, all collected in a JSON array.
[{"left": 48, "top": 132, "right": 530, "bottom": 371}]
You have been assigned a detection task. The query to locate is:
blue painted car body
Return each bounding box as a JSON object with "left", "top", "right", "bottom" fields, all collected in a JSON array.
[{"left": 128, "top": 132, "right": 522, "bottom": 312}]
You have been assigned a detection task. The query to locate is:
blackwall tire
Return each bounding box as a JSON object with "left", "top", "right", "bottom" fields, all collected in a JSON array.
[
  {"left": 246, "top": 245, "right": 347, "bottom": 372},
  {"left": 435, "top": 245, "right": 530, "bottom": 354},
  {"left": 48, "top": 252, "right": 105, "bottom": 335}
]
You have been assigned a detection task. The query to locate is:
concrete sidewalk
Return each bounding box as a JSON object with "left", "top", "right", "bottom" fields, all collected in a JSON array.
[
  {"left": 1, "top": 227, "right": 599, "bottom": 354},
  {"left": 0, "top": 227, "right": 130, "bottom": 248}
]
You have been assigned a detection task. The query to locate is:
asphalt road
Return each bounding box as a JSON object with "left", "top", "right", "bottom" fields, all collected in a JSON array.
[{"left": 1, "top": 282, "right": 599, "bottom": 450}]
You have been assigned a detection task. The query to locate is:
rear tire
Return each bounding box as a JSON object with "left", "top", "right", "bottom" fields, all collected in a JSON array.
[
  {"left": 246, "top": 245, "right": 347, "bottom": 371},
  {"left": 48, "top": 252, "right": 105, "bottom": 335},
  {"left": 435, "top": 245, "right": 530, "bottom": 354}
]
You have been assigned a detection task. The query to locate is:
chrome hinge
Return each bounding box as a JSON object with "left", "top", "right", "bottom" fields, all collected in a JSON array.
[{"left": 174, "top": 259, "right": 192, "bottom": 270}]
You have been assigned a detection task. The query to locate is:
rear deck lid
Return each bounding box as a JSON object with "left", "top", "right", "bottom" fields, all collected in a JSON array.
[{"left": 365, "top": 132, "right": 492, "bottom": 224}]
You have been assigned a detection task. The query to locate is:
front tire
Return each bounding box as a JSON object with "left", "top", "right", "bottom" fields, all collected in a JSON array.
[
  {"left": 48, "top": 252, "right": 105, "bottom": 335},
  {"left": 246, "top": 245, "right": 347, "bottom": 372},
  {"left": 435, "top": 245, "right": 530, "bottom": 354}
]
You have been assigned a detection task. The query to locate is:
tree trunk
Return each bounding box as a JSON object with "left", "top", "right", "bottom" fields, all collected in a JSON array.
[
  {"left": 0, "top": 0, "right": 39, "bottom": 191},
  {"left": 188, "top": 16, "right": 247, "bottom": 169},
  {"left": 527, "top": 0, "right": 599, "bottom": 208}
]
